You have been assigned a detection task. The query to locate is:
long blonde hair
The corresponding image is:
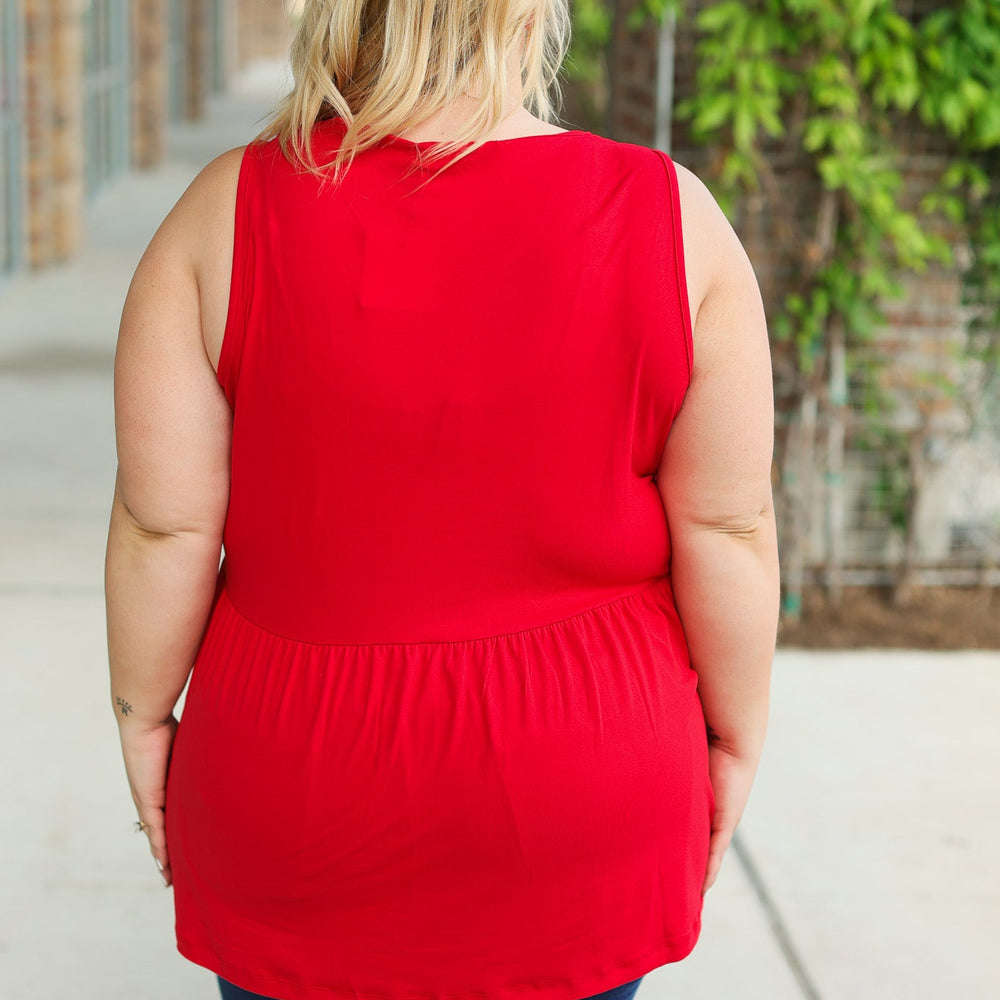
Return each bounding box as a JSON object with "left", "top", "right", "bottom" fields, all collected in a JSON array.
[{"left": 254, "top": 0, "right": 573, "bottom": 189}]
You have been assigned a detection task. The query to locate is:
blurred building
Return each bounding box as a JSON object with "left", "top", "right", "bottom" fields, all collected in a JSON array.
[{"left": 0, "top": 0, "right": 294, "bottom": 283}]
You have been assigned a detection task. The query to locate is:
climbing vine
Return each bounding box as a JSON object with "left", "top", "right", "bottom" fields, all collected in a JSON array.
[{"left": 605, "top": 0, "right": 1000, "bottom": 614}]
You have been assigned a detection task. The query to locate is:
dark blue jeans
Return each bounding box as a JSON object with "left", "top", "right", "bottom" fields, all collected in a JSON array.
[{"left": 217, "top": 974, "right": 645, "bottom": 1000}]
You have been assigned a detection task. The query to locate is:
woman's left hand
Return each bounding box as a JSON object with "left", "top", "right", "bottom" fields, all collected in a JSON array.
[
  {"left": 119, "top": 715, "right": 179, "bottom": 886},
  {"left": 701, "top": 741, "right": 760, "bottom": 896}
]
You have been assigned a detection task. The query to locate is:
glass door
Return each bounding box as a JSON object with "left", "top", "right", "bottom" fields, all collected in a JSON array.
[
  {"left": 82, "top": 0, "right": 130, "bottom": 198},
  {"left": 0, "top": 0, "right": 23, "bottom": 278}
]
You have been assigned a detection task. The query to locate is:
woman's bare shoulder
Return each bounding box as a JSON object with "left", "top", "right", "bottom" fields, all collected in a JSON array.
[
  {"left": 167, "top": 145, "right": 248, "bottom": 254},
  {"left": 156, "top": 145, "right": 248, "bottom": 237},
  {"left": 154, "top": 145, "right": 250, "bottom": 371},
  {"left": 145, "top": 144, "right": 248, "bottom": 284},
  {"left": 670, "top": 159, "right": 761, "bottom": 336}
]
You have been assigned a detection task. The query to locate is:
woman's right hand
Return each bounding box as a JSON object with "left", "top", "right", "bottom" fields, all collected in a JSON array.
[
  {"left": 702, "top": 742, "right": 760, "bottom": 896},
  {"left": 119, "top": 713, "right": 179, "bottom": 887}
]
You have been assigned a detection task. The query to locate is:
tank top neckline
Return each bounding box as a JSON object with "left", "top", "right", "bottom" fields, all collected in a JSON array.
[{"left": 316, "top": 115, "right": 588, "bottom": 151}]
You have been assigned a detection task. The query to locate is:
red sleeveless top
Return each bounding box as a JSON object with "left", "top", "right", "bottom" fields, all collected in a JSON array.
[{"left": 165, "top": 116, "right": 713, "bottom": 1000}]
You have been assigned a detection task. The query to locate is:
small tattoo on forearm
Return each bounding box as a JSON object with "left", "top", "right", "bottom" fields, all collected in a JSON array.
[{"left": 115, "top": 697, "right": 133, "bottom": 717}]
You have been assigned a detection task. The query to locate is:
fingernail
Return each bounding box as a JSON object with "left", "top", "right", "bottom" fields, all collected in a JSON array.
[
  {"left": 154, "top": 858, "right": 164, "bottom": 872},
  {"left": 161, "top": 874, "right": 170, "bottom": 888}
]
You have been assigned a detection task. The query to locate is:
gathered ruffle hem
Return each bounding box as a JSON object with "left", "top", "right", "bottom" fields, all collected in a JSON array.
[{"left": 165, "top": 574, "right": 714, "bottom": 1000}]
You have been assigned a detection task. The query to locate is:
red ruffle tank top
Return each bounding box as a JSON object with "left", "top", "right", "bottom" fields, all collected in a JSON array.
[{"left": 165, "top": 115, "right": 714, "bottom": 1000}]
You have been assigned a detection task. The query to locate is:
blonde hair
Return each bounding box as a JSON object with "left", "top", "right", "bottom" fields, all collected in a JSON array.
[{"left": 253, "top": 0, "right": 572, "bottom": 190}]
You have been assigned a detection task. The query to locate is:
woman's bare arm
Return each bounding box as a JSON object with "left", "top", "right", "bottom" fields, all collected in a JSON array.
[
  {"left": 104, "top": 148, "right": 242, "bottom": 880},
  {"left": 657, "top": 162, "right": 780, "bottom": 892}
]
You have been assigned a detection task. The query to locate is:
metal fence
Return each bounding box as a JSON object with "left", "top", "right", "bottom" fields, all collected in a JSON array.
[{"left": 776, "top": 403, "right": 1000, "bottom": 589}]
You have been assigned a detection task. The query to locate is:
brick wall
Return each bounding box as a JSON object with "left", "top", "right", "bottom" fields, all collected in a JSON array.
[
  {"left": 50, "top": 0, "right": 83, "bottom": 258},
  {"left": 131, "top": 0, "right": 168, "bottom": 167},
  {"left": 22, "top": 0, "right": 83, "bottom": 267},
  {"left": 185, "top": 0, "right": 209, "bottom": 118},
  {"left": 606, "top": 0, "right": 999, "bottom": 578},
  {"left": 237, "top": 0, "right": 293, "bottom": 67},
  {"left": 22, "top": 0, "right": 54, "bottom": 267},
  {"left": 606, "top": 1, "right": 659, "bottom": 146},
  {"left": 9, "top": 0, "right": 231, "bottom": 275}
]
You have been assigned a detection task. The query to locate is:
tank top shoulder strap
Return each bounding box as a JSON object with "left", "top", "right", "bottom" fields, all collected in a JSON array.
[
  {"left": 650, "top": 148, "right": 694, "bottom": 383},
  {"left": 216, "top": 139, "right": 265, "bottom": 408}
]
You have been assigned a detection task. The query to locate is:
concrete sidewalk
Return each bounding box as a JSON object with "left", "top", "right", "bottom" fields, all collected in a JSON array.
[{"left": 1, "top": 62, "right": 997, "bottom": 1000}]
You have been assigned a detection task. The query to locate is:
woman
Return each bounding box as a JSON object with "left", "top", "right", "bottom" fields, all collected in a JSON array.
[{"left": 105, "top": 3, "right": 779, "bottom": 1000}]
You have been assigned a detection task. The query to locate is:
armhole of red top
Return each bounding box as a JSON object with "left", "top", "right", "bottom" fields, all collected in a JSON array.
[
  {"left": 654, "top": 149, "right": 694, "bottom": 385},
  {"left": 216, "top": 142, "right": 256, "bottom": 406}
]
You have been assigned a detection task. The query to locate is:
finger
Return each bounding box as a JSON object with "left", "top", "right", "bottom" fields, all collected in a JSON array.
[
  {"left": 701, "top": 828, "right": 733, "bottom": 895},
  {"left": 137, "top": 805, "right": 171, "bottom": 886},
  {"left": 152, "top": 848, "right": 173, "bottom": 888},
  {"left": 701, "top": 846, "right": 721, "bottom": 895}
]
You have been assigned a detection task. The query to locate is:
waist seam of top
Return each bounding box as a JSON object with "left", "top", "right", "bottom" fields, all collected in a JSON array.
[{"left": 218, "top": 574, "right": 673, "bottom": 650}]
